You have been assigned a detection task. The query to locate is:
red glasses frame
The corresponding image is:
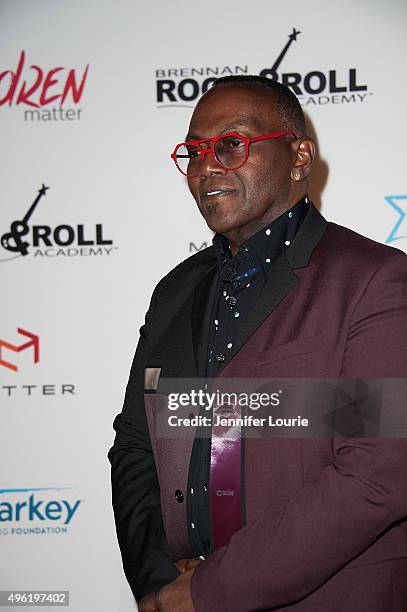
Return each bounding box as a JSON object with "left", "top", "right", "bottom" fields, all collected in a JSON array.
[{"left": 170, "top": 130, "right": 295, "bottom": 178}]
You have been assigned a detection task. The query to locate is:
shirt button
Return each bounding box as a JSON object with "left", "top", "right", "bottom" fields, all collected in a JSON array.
[
  {"left": 216, "top": 353, "right": 226, "bottom": 363},
  {"left": 175, "top": 489, "right": 184, "bottom": 503},
  {"left": 227, "top": 296, "right": 237, "bottom": 307},
  {"left": 203, "top": 483, "right": 208, "bottom": 492}
]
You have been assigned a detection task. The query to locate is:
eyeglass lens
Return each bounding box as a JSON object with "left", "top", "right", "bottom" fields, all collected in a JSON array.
[{"left": 175, "top": 134, "right": 247, "bottom": 176}]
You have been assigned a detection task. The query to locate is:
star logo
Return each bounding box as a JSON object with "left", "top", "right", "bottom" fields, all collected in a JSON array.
[{"left": 385, "top": 195, "right": 407, "bottom": 244}]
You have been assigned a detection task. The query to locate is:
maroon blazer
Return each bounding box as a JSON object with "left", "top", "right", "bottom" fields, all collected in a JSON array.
[{"left": 109, "top": 205, "right": 407, "bottom": 611}]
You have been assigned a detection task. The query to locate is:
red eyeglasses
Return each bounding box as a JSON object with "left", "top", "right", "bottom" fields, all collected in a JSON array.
[{"left": 171, "top": 130, "right": 294, "bottom": 178}]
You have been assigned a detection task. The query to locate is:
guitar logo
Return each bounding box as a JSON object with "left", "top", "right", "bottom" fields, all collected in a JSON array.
[
  {"left": 260, "top": 27, "right": 301, "bottom": 81},
  {"left": 1, "top": 184, "right": 49, "bottom": 257}
]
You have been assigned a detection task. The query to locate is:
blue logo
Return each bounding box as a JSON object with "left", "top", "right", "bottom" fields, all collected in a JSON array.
[
  {"left": 0, "top": 487, "right": 83, "bottom": 535},
  {"left": 385, "top": 195, "right": 407, "bottom": 244}
]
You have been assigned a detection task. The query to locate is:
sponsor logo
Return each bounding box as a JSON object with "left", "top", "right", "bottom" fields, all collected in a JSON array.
[
  {"left": 258, "top": 28, "right": 370, "bottom": 106},
  {"left": 0, "top": 327, "right": 75, "bottom": 398},
  {"left": 189, "top": 241, "right": 209, "bottom": 253},
  {"left": 385, "top": 195, "right": 407, "bottom": 247},
  {"left": 156, "top": 65, "right": 248, "bottom": 108},
  {"left": 156, "top": 28, "right": 371, "bottom": 108},
  {"left": 0, "top": 328, "right": 39, "bottom": 372},
  {"left": 1, "top": 384, "right": 75, "bottom": 397},
  {"left": 0, "top": 487, "right": 83, "bottom": 536},
  {"left": 0, "top": 184, "right": 117, "bottom": 261},
  {"left": 0, "top": 50, "right": 89, "bottom": 121}
]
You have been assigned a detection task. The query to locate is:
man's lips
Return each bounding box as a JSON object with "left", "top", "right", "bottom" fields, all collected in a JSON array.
[{"left": 200, "top": 187, "right": 236, "bottom": 199}]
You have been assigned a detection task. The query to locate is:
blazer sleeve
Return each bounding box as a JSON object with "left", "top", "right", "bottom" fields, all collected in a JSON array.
[
  {"left": 108, "top": 282, "right": 180, "bottom": 601},
  {"left": 191, "top": 250, "right": 407, "bottom": 612}
]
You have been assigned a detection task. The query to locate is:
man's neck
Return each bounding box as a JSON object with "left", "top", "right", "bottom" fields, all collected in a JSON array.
[{"left": 226, "top": 194, "right": 307, "bottom": 256}]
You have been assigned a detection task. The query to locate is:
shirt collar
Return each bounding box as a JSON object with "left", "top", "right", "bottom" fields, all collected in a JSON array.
[{"left": 212, "top": 195, "right": 310, "bottom": 281}]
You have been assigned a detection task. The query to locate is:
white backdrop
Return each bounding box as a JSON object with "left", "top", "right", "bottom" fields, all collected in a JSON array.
[{"left": 1, "top": 1, "right": 406, "bottom": 610}]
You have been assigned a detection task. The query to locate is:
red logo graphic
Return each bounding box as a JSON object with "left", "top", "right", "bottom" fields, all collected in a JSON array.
[
  {"left": 0, "top": 328, "right": 39, "bottom": 371},
  {"left": 0, "top": 51, "right": 89, "bottom": 108}
]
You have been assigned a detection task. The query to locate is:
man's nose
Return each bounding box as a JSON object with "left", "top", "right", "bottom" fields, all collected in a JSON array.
[{"left": 199, "top": 148, "right": 227, "bottom": 178}]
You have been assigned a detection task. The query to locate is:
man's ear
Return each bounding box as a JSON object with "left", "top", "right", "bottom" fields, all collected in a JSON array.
[{"left": 290, "top": 137, "right": 315, "bottom": 182}]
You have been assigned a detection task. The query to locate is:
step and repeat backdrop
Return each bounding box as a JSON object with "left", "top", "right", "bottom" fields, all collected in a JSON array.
[{"left": 1, "top": 0, "right": 406, "bottom": 610}]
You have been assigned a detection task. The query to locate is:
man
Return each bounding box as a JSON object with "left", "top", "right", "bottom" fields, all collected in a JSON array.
[{"left": 108, "top": 76, "right": 407, "bottom": 611}]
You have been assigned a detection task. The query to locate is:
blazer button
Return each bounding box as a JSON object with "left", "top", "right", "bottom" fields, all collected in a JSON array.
[
  {"left": 175, "top": 489, "right": 184, "bottom": 503},
  {"left": 216, "top": 353, "right": 226, "bottom": 363}
]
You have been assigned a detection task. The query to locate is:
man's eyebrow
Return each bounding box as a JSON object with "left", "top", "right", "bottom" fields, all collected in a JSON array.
[{"left": 184, "top": 124, "right": 250, "bottom": 142}]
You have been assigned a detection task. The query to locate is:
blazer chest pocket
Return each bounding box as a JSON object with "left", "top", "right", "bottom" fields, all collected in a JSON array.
[
  {"left": 255, "top": 335, "right": 326, "bottom": 377},
  {"left": 144, "top": 366, "right": 162, "bottom": 391}
]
